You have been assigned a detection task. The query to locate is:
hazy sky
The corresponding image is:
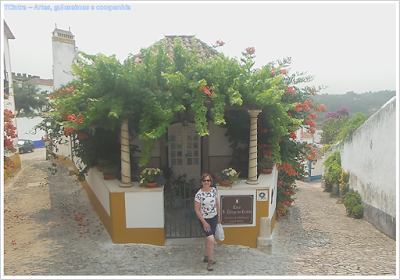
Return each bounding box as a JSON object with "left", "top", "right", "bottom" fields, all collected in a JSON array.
[{"left": 2, "top": 1, "right": 398, "bottom": 95}]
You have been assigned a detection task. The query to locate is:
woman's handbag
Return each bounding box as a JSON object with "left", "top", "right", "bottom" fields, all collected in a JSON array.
[{"left": 215, "top": 223, "right": 225, "bottom": 241}]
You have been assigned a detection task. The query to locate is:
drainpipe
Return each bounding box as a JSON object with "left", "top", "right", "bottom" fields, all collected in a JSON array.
[
  {"left": 246, "top": 109, "right": 262, "bottom": 185},
  {"left": 120, "top": 119, "right": 132, "bottom": 188}
]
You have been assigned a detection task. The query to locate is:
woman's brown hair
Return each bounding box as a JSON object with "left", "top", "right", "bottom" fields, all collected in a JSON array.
[{"left": 199, "top": 173, "right": 213, "bottom": 186}]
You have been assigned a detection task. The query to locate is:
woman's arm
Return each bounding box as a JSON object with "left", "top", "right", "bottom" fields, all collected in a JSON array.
[{"left": 195, "top": 201, "right": 211, "bottom": 232}]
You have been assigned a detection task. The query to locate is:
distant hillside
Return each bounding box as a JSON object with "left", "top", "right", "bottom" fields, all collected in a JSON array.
[{"left": 311, "top": 90, "right": 396, "bottom": 127}]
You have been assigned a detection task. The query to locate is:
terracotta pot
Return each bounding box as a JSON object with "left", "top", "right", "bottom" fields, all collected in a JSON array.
[
  {"left": 103, "top": 173, "right": 117, "bottom": 180},
  {"left": 103, "top": 173, "right": 116, "bottom": 180},
  {"left": 261, "top": 168, "right": 273, "bottom": 174},
  {"left": 218, "top": 180, "right": 232, "bottom": 187},
  {"left": 145, "top": 182, "right": 158, "bottom": 188}
]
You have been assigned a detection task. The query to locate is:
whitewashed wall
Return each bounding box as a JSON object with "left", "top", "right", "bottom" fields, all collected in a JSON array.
[
  {"left": 52, "top": 33, "right": 76, "bottom": 89},
  {"left": 331, "top": 96, "right": 396, "bottom": 239},
  {"left": 16, "top": 117, "right": 45, "bottom": 140}
]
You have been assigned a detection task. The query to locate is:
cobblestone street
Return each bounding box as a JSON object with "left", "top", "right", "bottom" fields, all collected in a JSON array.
[{"left": 3, "top": 148, "right": 397, "bottom": 277}]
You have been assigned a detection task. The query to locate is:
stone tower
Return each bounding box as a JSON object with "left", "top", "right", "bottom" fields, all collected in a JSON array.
[{"left": 52, "top": 25, "right": 77, "bottom": 89}]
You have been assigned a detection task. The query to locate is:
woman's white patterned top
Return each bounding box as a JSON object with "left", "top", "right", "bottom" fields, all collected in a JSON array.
[{"left": 194, "top": 187, "right": 218, "bottom": 219}]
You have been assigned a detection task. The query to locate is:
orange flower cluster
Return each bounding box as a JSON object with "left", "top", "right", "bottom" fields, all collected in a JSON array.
[
  {"left": 277, "top": 162, "right": 298, "bottom": 176},
  {"left": 293, "top": 99, "right": 312, "bottom": 112},
  {"left": 308, "top": 112, "right": 318, "bottom": 119},
  {"left": 279, "top": 69, "right": 289, "bottom": 75},
  {"left": 270, "top": 68, "right": 276, "bottom": 75},
  {"left": 258, "top": 143, "right": 273, "bottom": 157},
  {"left": 289, "top": 130, "right": 297, "bottom": 139},
  {"left": 199, "top": 86, "right": 215, "bottom": 97},
  {"left": 216, "top": 40, "right": 225, "bottom": 46},
  {"left": 78, "top": 132, "right": 89, "bottom": 140},
  {"left": 307, "top": 145, "right": 317, "bottom": 160},
  {"left": 63, "top": 113, "right": 85, "bottom": 124},
  {"left": 4, "top": 109, "right": 17, "bottom": 152},
  {"left": 313, "top": 104, "right": 327, "bottom": 112},
  {"left": 63, "top": 127, "right": 77, "bottom": 136},
  {"left": 284, "top": 86, "right": 296, "bottom": 94},
  {"left": 259, "top": 128, "right": 268, "bottom": 133},
  {"left": 246, "top": 47, "right": 255, "bottom": 55}
]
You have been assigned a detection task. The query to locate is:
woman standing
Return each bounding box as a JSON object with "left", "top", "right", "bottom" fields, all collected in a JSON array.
[{"left": 194, "top": 173, "right": 221, "bottom": 271}]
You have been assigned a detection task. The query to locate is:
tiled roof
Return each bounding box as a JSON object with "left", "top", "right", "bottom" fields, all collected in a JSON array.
[
  {"left": 300, "top": 130, "right": 313, "bottom": 139},
  {"left": 26, "top": 77, "right": 53, "bottom": 87},
  {"left": 133, "top": 35, "right": 219, "bottom": 63},
  {"left": 4, "top": 21, "right": 15, "bottom": 40}
]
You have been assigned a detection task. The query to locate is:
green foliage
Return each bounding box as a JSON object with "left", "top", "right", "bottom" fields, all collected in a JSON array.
[
  {"left": 323, "top": 151, "right": 342, "bottom": 184},
  {"left": 321, "top": 110, "right": 367, "bottom": 145},
  {"left": 311, "top": 90, "right": 396, "bottom": 126},
  {"left": 339, "top": 171, "right": 350, "bottom": 197},
  {"left": 38, "top": 38, "right": 325, "bottom": 190},
  {"left": 335, "top": 112, "right": 367, "bottom": 142},
  {"left": 343, "top": 189, "right": 363, "bottom": 218},
  {"left": 13, "top": 83, "right": 46, "bottom": 116},
  {"left": 320, "top": 116, "right": 348, "bottom": 144}
]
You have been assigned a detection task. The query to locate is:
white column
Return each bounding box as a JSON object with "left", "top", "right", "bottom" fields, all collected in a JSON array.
[
  {"left": 120, "top": 119, "right": 132, "bottom": 188},
  {"left": 246, "top": 109, "right": 262, "bottom": 185}
]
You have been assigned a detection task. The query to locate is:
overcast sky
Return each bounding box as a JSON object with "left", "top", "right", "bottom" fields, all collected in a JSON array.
[{"left": 2, "top": 1, "right": 398, "bottom": 95}]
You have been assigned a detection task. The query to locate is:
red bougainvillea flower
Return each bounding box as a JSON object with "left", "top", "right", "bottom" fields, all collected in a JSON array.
[
  {"left": 245, "top": 47, "right": 255, "bottom": 55},
  {"left": 199, "top": 85, "right": 215, "bottom": 97},
  {"left": 270, "top": 68, "right": 276, "bottom": 75},
  {"left": 279, "top": 69, "right": 289, "bottom": 75},
  {"left": 308, "top": 112, "right": 318, "bottom": 119},
  {"left": 284, "top": 87, "right": 296, "bottom": 94},
  {"left": 216, "top": 40, "right": 225, "bottom": 46},
  {"left": 293, "top": 102, "right": 302, "bottom": 112}
]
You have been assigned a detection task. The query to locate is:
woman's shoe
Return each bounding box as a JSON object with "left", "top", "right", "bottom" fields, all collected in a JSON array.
[{"left": 207, "top": 260, "right": 214, "bottom": 271}]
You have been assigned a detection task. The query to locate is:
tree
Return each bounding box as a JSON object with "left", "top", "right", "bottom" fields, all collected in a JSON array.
[
  {"left": 13, "top": 83, "right": 46, "bottom": 116},
  {"left": 320, "top": 106, "right": 350, "bottom": 144},
  {"left": 37, "top": 38, "right": 326, "bottom": 217},
  {"left": 321, "top": 107, "right": 367, "bottom": 145}
]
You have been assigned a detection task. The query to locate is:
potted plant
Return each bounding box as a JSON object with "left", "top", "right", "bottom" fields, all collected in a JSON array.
[
  {"left": 216, "top": 168, "right": 241, "bottom": 187},
  {"left": 259, "top": 156, "right": 275, "bottom": 174},
  {"left": 97, "top": 158, "right": 111, "bottom": 172},
  {"left": 103, "top": 164, "right": 118, "bottom": 180},
  {"left": 139, "top": 168, "right": 165, "bottom": 188}
]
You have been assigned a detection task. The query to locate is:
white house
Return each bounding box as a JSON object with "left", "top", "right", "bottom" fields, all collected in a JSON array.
[
  {"left": 295, "top": 127, "right": 324, "bottom": 181},
  {"left": 51, "top": 32, "right": 278, "bottom": 248}
]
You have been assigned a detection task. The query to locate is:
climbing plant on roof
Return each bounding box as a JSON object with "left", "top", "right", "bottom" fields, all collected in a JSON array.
[{"left": 37, "top": 37, "right": 326, "bottom": 186}]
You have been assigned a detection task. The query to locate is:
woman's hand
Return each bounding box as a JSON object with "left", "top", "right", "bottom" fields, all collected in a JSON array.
[
  {"left": 203, "top": 222, "right": 211, "bottom": 232},
  {"left": 218, "top": 215, "right": 221, "bottom": 224}
]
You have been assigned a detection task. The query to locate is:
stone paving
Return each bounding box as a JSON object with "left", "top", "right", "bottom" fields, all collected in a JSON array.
[{"left": 3, "top": 150, "right": 397, "bottom": 276}]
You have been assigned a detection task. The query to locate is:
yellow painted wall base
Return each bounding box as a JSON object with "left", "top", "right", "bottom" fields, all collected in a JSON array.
[
  {"left": 217, "top": 193, "right": 270, "bottom": 248},
  {"left": 53, "top": 154, "right": 165, "bottom": 246},
  {"left": 4, "top": 153, "right": 21, "bottom": 181}
]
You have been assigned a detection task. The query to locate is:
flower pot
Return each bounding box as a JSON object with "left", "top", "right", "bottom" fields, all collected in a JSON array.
[
  {"left": 103, "top": 173, "right": 116, "bottom": 180},
  {"left": 218, "top": 180, "right": 232, "bottom": 187},
  {"left": 261, "top": 168, "right": 273, "bottom": 174},
  {"left": 145, "top": 182, "right": 158, "bottom": 188}
]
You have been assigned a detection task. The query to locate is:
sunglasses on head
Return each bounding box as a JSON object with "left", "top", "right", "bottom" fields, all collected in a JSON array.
[{"left": 203, "top": 179, "right": 211, "bottom": 182}]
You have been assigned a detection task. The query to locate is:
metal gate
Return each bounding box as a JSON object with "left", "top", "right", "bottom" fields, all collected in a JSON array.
[{"left": 164, "top": 181, "right": 204, "bottom": 238}]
